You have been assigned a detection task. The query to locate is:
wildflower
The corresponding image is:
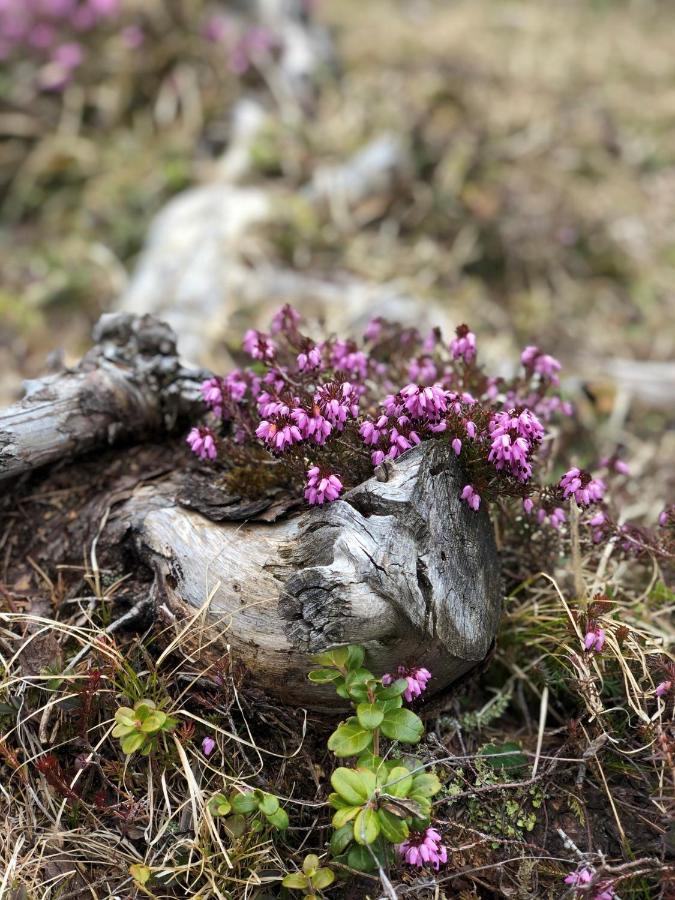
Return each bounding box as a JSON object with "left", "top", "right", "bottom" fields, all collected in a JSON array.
[
  {"left": 399, "top": 383, "right": 447, "bottom": 418},
  {"left": 297, "top": 345, "right": 322, "bottom": 371},
  {"left": 536, "top": 507, "right": 566, "bottom": 529},
  {"left": 364, "top": 318, "right": 383, "bottom": 342},
  {"left": 202, "top": 736, "right": 216, "bottom": 756},
  {"left": 461, "top": 484, "right": 481, "bottom": 511},
  {"left": 243, "top": 329, "right": 276, "bottom": 362},
  {"left": 451, "top": 438, "right": 462, "bottom": 456},
  {"left": 397, "top": 827, "right": 448, "bottom": 870},
  {"left": 291, "top": 407, "right": 332, "bottom": 444},
  {"left": 371, "top": 449, "right": 386, "bottom": 466},
  {"left": 201, "top": 377, "right": 225, "bottom": 415},
  {"left": 186, "top": 427, "right": 217, "bottom": 461},
  {"left": 564, "top": 867, "right": 593, "bottom": 887},
  {"left": 331, "top": 341, "right": 368, "bottom": 380},
  {"left": 359, "top": 415, "right": 389, "bottom": 446},
  {"left": 523, "top": 498, "right": 534, "bottom": 514},
  {"left": 594, "top": 887, "right": 615, "bottom": 900},
  {"left": 584, "top": 626, "right": 605, "bottom": 653},
  {"left": 407, "top": 356, "right": 438, "bottom": 383},
  {"left": 521, "top": 345, "right": 561, "bottom": 385},
  {"left": 383, "top": 666, "right": 432, "bottom": 702},
  {"left": 655, "top": 680, "right": 672, "bottom": 698},
  {"left": 315, "top": 381, "right": 359, "bottom": 428},
  {"left": 256, "top": 418, "right": 303, "bottom": 451},
  {"left": 304, "top": 467, "right": 343, "bottom": 505},
  {"left": 658, "top": 505, "right": 673, "bottom": 527},
  {"left": 450, "top": 324, "right": 476, "bottom": 363},
  {"left": 560, "top": 468, "right": 605, "bottom": 507},
  {"left": 271, "top": 303, "right": 301, "bottom": 334}
]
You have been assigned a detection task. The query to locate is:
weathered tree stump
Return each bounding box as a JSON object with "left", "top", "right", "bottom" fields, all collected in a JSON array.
[{"left": 0, "top": 314, "right": 502, "bottom": 708}]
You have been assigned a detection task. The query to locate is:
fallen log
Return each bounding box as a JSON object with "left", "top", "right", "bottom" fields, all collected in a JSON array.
[{"left": 0, "top": 315, "right": 502, "bottom": 707}]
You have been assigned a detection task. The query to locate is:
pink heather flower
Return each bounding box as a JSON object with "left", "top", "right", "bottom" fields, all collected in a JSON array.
[
  {"left": 315, "top": 382, "right": 359, "bottom": 428},
  {"left": 387, "top": 420, "right": 422, "bottom": 459},
  {"left": 450, "top": 324, "right": 476, "bottom": 363},
  {"left": 594, "top": 888, "right": 615, "bottom": 900},
  {"left": 121, "top": 24, "right": 144, "bottom": 48},
  {"left": 304, "top": 467, "right": 343, "bottom": 505},
  {"left": 186, "top": 426, "right": 217, "bottom": 461},
  {"left": 655, "top": 680, "right": 672, "bottom": 698},
  {"left": 560, "top": 468, "right": 605, "bottom": 507},
  {"left": 255, "top": 418, "right": 302, "bottom": 452},
  {"left": 271, "top": 303, "right": 301, "bottom": 334},
  {"left": 461, "top": 484, "right": 480, "bottom": 511},
  {"left": 331, "top": 341, "right": 368, "bottom": 380},
  {"left": 371, "top": 449, "right": 386, "bottom": 466},
  {"left": 297, "top": 345, "right": 322, "bottom": 371},
  {"left": 523, "top": 498, "right": 534, "bottom": 514},
  {"left": 536, "top": 506, "right": 566, "bottom": 529},
  {"left": 451, "top": 437, "right": 462, "bottom": 456},
  {"left": 52, "top": 42, "right": 84, "bottom": 70},
  {"left": 291, "top": 407, "right": 332, "bottom": 444},
  {"left": 88, "top": 0, "right": 120, "bottom": 15},
  {"left": 521, "top": 345, "right": 561, "bottom": 385},
  {"left": 360, "top": 415, "right": 389, "bottom": 446},
  {"left": 201, "top": 736, "right": 216, "bottom": 756},
  {"left": 243, "top": 329, "right": 276, "bottom": 361},
  {"left": 202, "top": 13, "right": 231, "bottom": 43},
  {"left": 364, "top": 318, "right": 383, "bottom": 342},
  {"left": 658, "top": 505, "right": 673, "bottom": 527},
  {"left": 465, "top": 420, "right": 477, "bottom": 438},
  {"left": 397, "top": 827, "right": 448, "bottom": 870},
  {"left": 201, "top": 377, "right": 225, "bottom": 415},
  {"left": 564, "top": 867, "right": 594, "bottom": 887},
  {"left": 407, "top": 356, "right": 438, "bottom": 383},
  {"left": 584, "top": 627, "right": 605, "bottom": 653},
  {"left": 399, "top": 383, "right": 448, "bottom": 418}
]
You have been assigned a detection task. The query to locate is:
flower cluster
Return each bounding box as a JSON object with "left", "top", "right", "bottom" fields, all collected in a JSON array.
[
  {"left": 564, "top": 867, "right": 615, "bottom": 899},
  {"left": 186, "top": 305, "right": 661, "bottom": 542},
  {"left": 0, "top": 0, "right": 123, "bottom": 90},
  {"left": 382, "top": 666, "right": 432, "bottom": 703},
  {"left": 397, "top": 827, "right": 448, "bottom": 870}
]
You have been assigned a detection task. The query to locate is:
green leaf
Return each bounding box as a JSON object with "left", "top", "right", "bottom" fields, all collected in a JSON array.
[
  {"left": 479, "top": 741, "right": 528, "bottom": 770},
  {"left": 139, "top": 712, "right": 167, "bottom": 733},
  {"left": 376, "top": 678, "right": 409, "bottom": 698},
  {"left": 346, "top": 645, "right": 366, "bottom": 670},
  {"left": 354, "top": 807, "right": 381, "bottom": 845},
  {"left": 330, "top": 823, "right": 354, "bottom": 856},
  {"left": 347, "top": 844, "right": 378, "bottom": 872},
  {"left": 311, "top": 647, "right": 350, "bottom": 668},
  {"left": 328, "top": 791, "right": 351, "bottom": 810},
  {"left": 335, "top": 683, "right": 350, "bottom": 699},
  {"left": 332, "top": 805, "right": 360, "bottom": 828},
  {"left": 302, "top": 854, "right": 320, "bottom": 876},
  {"left": 222, "top": 814, "right": 247, "bottom": 839},
  {"left": 383, "top": 766, "right": 413, "bottom": 797},
  {"left": 307, "top": 668, "right": 342, "bottom": 684},
  {"left": 380, "top": 696, "right": 403, "bottom": 711},
  {"left": 331, "top": 768, "right": 369, "bottom": 804},
  {"left": 230, "top": 791, "right": 259, "bottom": 814},
  {"left": 121, "top": 732, "right": 145, "bottom": 754},
  {"left": 281, "top": 873, "right": 308, "bottom": 889},
  {"left": 345, "top": 668, "right": 374, "bottom": 689},
  {"left": 377, "top": 809, "right": 410, "bottom": 843},
  {"left": 313, "top": 867, "right": 335, "bottom": 889},
  {"left": 111, "top": 723, "right": 135, "bottom": 738},
  {"left": 356, "top": 702, "right": 385, "bottom": 730},
  {"left": 265, "top": 807, "right": 289, "bottom": 830},
  {"left": 327, "top": 719, "right": 373, "bottom": 757},
  {"left": 380, "top": 708, "right": 424, "bottom": 744},
  {"left": 411, "top": 772, "right": 441, "bottom": 797},
  {"left": 208, "top": 793, "right": 232, "bottom": 817},
  {"left": 257, "top": 792, "right": 280, "bottom": 816}
]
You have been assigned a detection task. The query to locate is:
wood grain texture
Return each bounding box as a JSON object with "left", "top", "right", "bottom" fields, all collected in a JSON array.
[{"left": 123, "top": 440, "right": 502, "bottom": 707}]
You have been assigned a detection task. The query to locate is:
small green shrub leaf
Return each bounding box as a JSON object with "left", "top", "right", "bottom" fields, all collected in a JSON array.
[{"left": 380, "top": 708, "right": 424, "bottom": 744}]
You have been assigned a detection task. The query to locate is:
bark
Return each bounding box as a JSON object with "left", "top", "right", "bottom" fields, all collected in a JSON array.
[
  {"left": 117, "top": 440, "right": 501, "bottom": 708},
  {"left": 0, "top": 313, "right": 205, "bottom": 482}
]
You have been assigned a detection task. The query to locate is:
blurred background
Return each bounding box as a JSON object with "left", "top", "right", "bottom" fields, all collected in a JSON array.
[{"left": 1, "top": 0, "right": 674, "bottom": 413}]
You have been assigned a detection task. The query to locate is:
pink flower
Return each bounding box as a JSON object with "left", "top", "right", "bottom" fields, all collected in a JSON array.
[
  {"left": 584, "top": 627, "right": 605, "bottom": 653},
  {"left": 407, "top": 356, "right": 438, "bottom": 383},
  {"left": 297, "top": 345, "right": 322, "bottom": 371},
  {"left": 399, "top": 383, "right": 447, "bottom": 418},
  {"left": 521, "top": 345, "right": 561, "bottom": 385},
  {"left": 655, "top": 680, "right": 672, "bottom": 698},
  {"left": 121, "top": 25, "right": 144, "bottom": 48},
  {"left": 243, "top": 329, "right": 276, "bottom": 361},
  {"left": 450, "top": 324, "right": 476, "bottom": 363},
  {"left": 315, "top": 381, "right": 359, "bottom": 428},
  {"left": 271, "top": 303, "right": 301, "bottom": 334},
  {"left": 304, "top": 467, "right": 343, "bottom": 505},
  {"left": 658, "top": 505, "right": 673, "bottom": 527},
  {"left": 360, "top": 415, "right": 389, "bottom": 446},
  {"left": 364, "top": 318, "right": 383, "bottom": 341},
  {"left": 291, "top": 407, "right": 332, "bottom": 444},
  {"left": 371, "top": 450, "right": 386, "bottom": 466},
  {"left": 331, "top": 341, "right": 368, "bottom": 380},
  {"left": 451, "top": 438, "right": 462, "bottom": 456},
  {"left": 594, "top": 887, "right": 615, "bottom": 900},
  {"left": 382, "top": 666, "right": 431, "bottom": 702},
  {"left": 461, "top": 484, "right": 480, "bottom": 511},
  {"left": 564, "top": 867, "right": 593, "bottom": 887},
  {"left": 560, "top": 468, "right": 605, "bottom": 507},
  {"left": 256, "top": 418, "right": 303, "bottom": 451},
  {"left": 186, "top": 427, "right": 217, "bottom": 461},
  {"left": 397, "top": 827, "right": 448, "bottom": 870},
  {"left": 523, "top": 498, "right": 534, "bottom": 514},
  {"left": 202, "top": 736, "right": 216, "bottom": 756}
]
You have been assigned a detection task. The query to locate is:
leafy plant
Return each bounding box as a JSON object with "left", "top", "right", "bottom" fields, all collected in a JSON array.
[
  {"left": 209, "top": 788, "right": 289, "bottom": 832},
  {"left": 282, "top": 854, "right": 335, "bottom": 897},
  {"left": 309, "top": 645, "right": 442, "bottom": 872},
  {"left": 112, "top": 699, "right": 178, "bottom": 756}
]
